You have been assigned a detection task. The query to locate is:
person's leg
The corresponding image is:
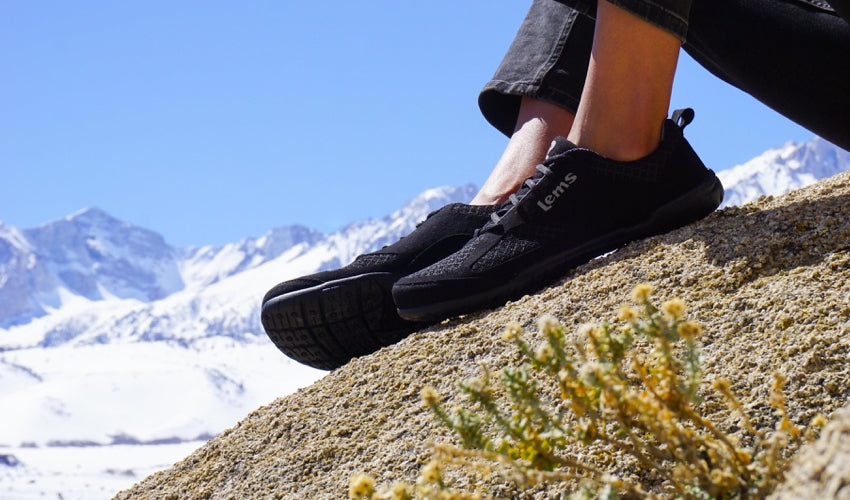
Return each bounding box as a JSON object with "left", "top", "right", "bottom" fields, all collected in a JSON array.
[
  {"left": 474, "top": 0, "right": 595, "bottom": 205},
  {"left": 265, "top": 0, "right": 711, "bottom": 364},
  {"left": 684, "top": 0, "right": 850, "bottom": 150},
  {"left": 472, "top": 97, "right": 576, "bottom": 205},
  {"left": 567, "top": 1, "right": 681, "bottom": 160},
  {"left": 474, "top": 0, "right": 689, "bottom": 209}
]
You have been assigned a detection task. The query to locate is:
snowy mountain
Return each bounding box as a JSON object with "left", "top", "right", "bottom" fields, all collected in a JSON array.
[
  {"left": 718, "top": 137, "right": 850, "bottom": 208},
  {"left": 0, "top": 208, "right": 183, "bottom": 328},
  {"left": 0, "top": 184, "right": 477, "bottom": 499},
  {"left": 0, "top": 184, "right": 478, "bottom": 348}
]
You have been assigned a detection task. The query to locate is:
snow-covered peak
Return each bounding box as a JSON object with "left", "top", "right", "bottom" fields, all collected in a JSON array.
[
  {"left": 0, "top": 209, "right": 187, "bottom": 327},
  {"left": 29, "top": 206, "right": 172, "bottom": 262},
  {"left": 64, "top": 206, "right": 121, "bottom": 225},
  {"left": 176, "top": 187, "right": 476, "bottom": 290},
  {"left": 718, "top": 137, "right": 850, "bottom": 207},
  {"left": 24, "top": 207, "right": 184, "bottom": 304},
  {"left": 322, "top": 184, "right": 478, "bottom": 269},
  {"left": 179, "top": 224, "right": 324, "bottom": 289},
  {"left": 389, "top": 184, "right": 479, "bottom": 219},
  {"left": 255, "top": 225, "right": 324, "bottom": 257}
]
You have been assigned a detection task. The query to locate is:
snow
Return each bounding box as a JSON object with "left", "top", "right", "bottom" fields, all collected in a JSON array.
[
  {"left": 0, "top": 339, "right": 325, "bottom": 499},
  {"left": 0, "top": 339, "right": 325, "bottom": 446},
  {"left": 0, "top": 223, "right": 31, "bottom": 253},
  {"left": 0, "top": 441, "right": 204, "bottom": 500}
]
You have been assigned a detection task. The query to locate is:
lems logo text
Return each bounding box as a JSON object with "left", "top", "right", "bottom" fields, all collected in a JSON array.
[{"left": 536, "top": 172, "right": 578, "bottom": 212}]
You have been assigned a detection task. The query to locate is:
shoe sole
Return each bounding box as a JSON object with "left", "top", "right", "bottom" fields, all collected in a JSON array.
[
  {"left": 261, "top": 272, "right": 423, "bottom": 370},
  {"left": 397, "top": 174, "right": 724, "bottom": 322}
]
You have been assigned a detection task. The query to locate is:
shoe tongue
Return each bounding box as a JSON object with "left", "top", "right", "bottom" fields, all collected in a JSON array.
[{"left": 546, "top": 136, "right": 578, "bottom": 159}]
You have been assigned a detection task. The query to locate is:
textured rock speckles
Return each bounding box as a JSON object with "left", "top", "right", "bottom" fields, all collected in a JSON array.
[
  {"left": 771, "top": 404, "right": 850, "bottom": 500},
  {"left": 115, "top": 172, "right": 850, "bottom": 500}
]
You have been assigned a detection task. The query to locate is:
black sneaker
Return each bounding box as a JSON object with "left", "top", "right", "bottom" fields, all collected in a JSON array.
[
  {"left": 393, "top": 109, "right": 723, "bottom": 321},
  {"left": 260, "top": 203, "right": 496, "bottom": 370}
]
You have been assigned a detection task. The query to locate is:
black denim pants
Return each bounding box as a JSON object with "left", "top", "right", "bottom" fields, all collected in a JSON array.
[{"left": 479, "top": 0, "right": 850, "bottom": 150}]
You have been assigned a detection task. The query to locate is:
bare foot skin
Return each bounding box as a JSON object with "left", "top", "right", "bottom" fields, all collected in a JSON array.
[{"left": 471, "top": 97, "right": 575, "bottom": 205}]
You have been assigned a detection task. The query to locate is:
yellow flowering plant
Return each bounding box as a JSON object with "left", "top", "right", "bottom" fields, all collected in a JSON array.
[{"left": 352, "top": 285, "right": 821, "bottom": 499}]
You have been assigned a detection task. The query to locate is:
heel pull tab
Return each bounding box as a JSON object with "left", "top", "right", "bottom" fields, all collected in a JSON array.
[{"left": 671, "top": 108, "right": 695, "bottom": 129}]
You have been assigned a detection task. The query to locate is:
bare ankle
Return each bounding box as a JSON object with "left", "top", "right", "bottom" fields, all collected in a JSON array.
[
  {"left": 567, "top": 122, "right": 663, "bottom": 161},
  {"left": 471, "top": 187, "right": 512, "bottom": 206},
  {"left": 565, "top": 1, "right": 680, "bottom": 162},
  {"left": 474, "top": 97, "right": 575, "bottom": 204}
]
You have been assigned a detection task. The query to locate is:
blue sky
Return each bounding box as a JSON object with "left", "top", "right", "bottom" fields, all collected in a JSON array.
[{"left": 2, "top": 1, "right": 814, "bottom": 247}]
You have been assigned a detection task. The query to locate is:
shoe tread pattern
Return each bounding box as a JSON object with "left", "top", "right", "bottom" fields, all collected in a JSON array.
[{"left": 261, "top": 274, "right": 415, "bottom": 370}]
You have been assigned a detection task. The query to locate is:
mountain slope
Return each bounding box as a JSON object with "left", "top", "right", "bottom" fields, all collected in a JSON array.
[
  {"left": 718, "top": 136, "right": 850, "bottom": 207},
  {"left": 116, "top": 171, "right": 850, "bottom": 499}
]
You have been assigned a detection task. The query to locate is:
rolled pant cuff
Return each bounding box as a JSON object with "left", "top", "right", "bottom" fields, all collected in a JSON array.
[
  {"left": 477, "top": 1, "right": 593, "bottom": 138},
  {"left": 554, "top": 0, "right": 690, "bottom": 41},
  {"left": 478, "top": 82, "right": 580, "bottom": 138}
]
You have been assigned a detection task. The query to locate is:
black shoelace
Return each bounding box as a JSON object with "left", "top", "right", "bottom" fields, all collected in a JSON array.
[{"left": 478, "top": 163, "right": 554, "bottom": 234}]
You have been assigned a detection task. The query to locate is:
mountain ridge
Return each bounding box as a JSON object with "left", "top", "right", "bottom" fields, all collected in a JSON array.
[{"left": 0, "top": 184, "right": 479, "bottom": 331}]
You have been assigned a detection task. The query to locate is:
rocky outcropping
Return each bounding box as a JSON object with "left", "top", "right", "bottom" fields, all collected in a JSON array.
[
  {"left": 116, "top": 172, "right": 850, "bottom": 499},
  {"left": 771, "top": 404, "right": 850, "bottom": 500}
]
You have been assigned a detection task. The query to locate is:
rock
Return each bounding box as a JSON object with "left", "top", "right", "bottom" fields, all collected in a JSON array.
[
  {"left": 771, "top": 403, "right": 850, "bottom": 500},
  {"left": 0, "top": 454, "right": 20, "bottom": 467}
]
